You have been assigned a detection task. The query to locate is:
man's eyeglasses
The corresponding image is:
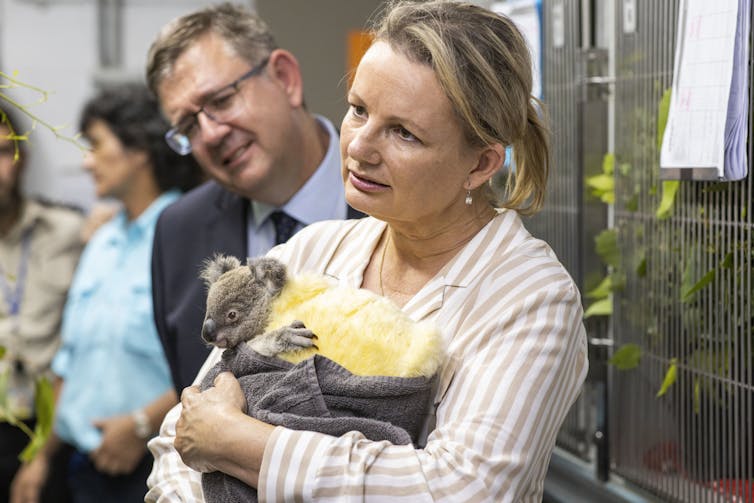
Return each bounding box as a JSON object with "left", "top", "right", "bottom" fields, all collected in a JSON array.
[{"left": 165, "top": 57, "right": 269, "bottom": 155}]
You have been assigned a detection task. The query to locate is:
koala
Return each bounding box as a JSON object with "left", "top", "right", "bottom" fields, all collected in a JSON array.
[
  {"left": 200, "top": 254, "right": 445, "bottom": 378},
  {"left": 199, "top": 255, "right": 318, "bottom": 357}
]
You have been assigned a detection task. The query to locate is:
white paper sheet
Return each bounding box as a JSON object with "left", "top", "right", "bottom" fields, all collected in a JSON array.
[{"left": 660, "top": 0, "right": 743, "bottom": 180}]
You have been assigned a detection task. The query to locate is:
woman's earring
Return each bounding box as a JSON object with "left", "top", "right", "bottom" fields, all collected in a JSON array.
[{"left": 465, "top": 189, "right": 473, "bottom": 206}]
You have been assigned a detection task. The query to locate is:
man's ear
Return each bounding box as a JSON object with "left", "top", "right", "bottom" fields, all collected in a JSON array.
[
  {"left": 468, "top": 143, "right": 506, "bottom": 190},
  {"left": 267, "top": 48, "right": 304, "bottom": 108}
]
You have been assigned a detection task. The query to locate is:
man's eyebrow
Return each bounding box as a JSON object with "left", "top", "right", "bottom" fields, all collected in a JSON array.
[{"left": 170, "top": 81, "right": 233, "bottom": 125}]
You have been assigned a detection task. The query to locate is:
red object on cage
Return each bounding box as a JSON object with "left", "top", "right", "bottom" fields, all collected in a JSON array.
[{"left": 708, "top": 479, "right": 753, "bottom": 503}]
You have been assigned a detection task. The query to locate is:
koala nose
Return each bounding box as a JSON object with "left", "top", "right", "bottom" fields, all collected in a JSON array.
[{"left": 202, "top": 318, "right": 217, "bottom": 342}]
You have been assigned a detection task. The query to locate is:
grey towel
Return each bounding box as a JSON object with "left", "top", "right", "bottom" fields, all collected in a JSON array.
[{"left": 199, "top": 345, "right": 435, "bottom": 503}]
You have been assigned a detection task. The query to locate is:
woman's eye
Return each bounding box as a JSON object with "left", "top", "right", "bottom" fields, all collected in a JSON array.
[
  {"left": 351, "top": 105, "right": 367, "bottom": 118},
  {"left": 395, "top": 126, "right": 417, "bottom": 142}
]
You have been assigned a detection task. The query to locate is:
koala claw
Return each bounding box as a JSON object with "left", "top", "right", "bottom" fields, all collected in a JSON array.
[{"left": 250, "top": 323, "right": 318, "bottom": 356}]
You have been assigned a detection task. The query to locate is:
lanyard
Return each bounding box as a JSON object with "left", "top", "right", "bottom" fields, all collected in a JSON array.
[{"left": 0, "top": 225, "right": 34, "bottom": 332}]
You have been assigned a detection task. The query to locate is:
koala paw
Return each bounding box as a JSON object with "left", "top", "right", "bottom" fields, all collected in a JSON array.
[{"left": 250, "top": 320, "right": 318, "bottom": 357}]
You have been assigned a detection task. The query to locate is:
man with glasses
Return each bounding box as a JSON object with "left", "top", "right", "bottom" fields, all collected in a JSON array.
[{"left": 144, "top": 3, "right": 360, "bottom": 401}]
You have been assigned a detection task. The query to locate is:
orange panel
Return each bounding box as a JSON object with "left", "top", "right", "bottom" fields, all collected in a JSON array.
[{"left": 346, "top": 30, "right": 374, "bottom": 86}]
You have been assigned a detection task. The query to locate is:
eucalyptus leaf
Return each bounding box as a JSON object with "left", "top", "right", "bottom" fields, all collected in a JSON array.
[
  {"left": 626, "top": 193, "right": 639, "bottom": 212},
  {"left": 656, "top": 181, "right": 680, "bottom": 219},
  {"left": 701, "top": 182, "right": 728, "bottom": 193},
  {"left": 19, "top": 432, "right": 46, "bottom": 462},
  {"left": 610, "top": 271, "right": 626, "bottom": 291},
  {"left": 657, "top": 88, "right": 671, "bottom": 150},
  {"left": 681, "top": 269, "right": 715, "bottom": 302},
  {"left": 586, "top": 174, "right": 614, "bottom": 190},
  {"left": 656, "top": 358, "right": 678, "bottom": 397},
  {"left": 584, "top": 296, "right": 612, "bottom": 318},
  {"left": 15, "top": 378, "right": 55, "bottom": 462},
  {"left": 602, "top": 153, "right": 615, "bottom": 175},
  {"left": 595, "top": 229, "right": 620, "bottom": 267},
  {"left": 0, "top": 346, "right": 5, "bottom": 358},
  {"left": 34, "top": 377, "right": 54, "bottom": 436},
  {"left": 636, "top": 256, "right": 647, "bottom": 278},
  {"left": 608, "top": 343, "right": 642, "bottom": 370},
  {"left": 586, "top": 276, "right": 612, "bottom": 299},
  {"left": 693, "top": 378, "right": 701, "bottom": 414},
  {"left": 721, "top": 252, "right": 733, "bottom": 269}
]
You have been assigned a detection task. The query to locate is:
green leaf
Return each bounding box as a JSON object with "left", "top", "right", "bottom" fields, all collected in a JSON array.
[
  {"left": 18, "top": 378, "right": 55, "bottom": 462},
  {"left": 586, "top": 276, "right": 611, "bottom": 299},
  {"left": 595, "top": 229, "right": 620, "bottom": 267},
  {"left": 584, "top": 296, "right": 612, "bottom": 318},
  {"left": 608, "top": 343, "right": 642, "bottom": 370},
  {"left": 586, "top": 174, "right": 614, "bottom": 193},
  {"left": 681, "top": 269, "right": 715, "bottom": 302},
  {"left": 586, "top": 174, "right": 615, "bottom": 204},
  {"left": 657, "top": 88, "right": 671, "bottom": 150},
  {"left": 602, "top": 153, "right": 615, "bottom": 175},
  {"left": 656, "top": 180, "right": 680, "bottom": 219},
  {"left": 636, "top": 256, "right": 647, "bottom": 278},
  {"left": 625, "top": 193, "right": 639, "bottom": 212},
  {"left": 656, "top": 358, "right": 678, "bottom": 397},
  {"left": 0, "top": 346, "right": 5, "bottom": 358},
  {"left": 693, "top": 378, "right": 701, "bottom": 414},
  {"left": 610, "top": 271, "right": 626, "bottom": 292},
  {"left": 701, "top": 182, "right": 728, "bottom": 193},
  {"left": 34, "top": 378, "right": 54, "bottom": 435},
  {"left": 721, "top": 252, "right": 733, "bottom": 269}
]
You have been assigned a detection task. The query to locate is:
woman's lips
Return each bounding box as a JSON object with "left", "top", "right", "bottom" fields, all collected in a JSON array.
[{"left": 349, "top": 171, "right": 389, "bottom": 192}]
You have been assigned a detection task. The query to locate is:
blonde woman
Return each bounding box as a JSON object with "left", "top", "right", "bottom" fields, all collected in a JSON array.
[{"left": 149, "top": 2, "right": 588, "bottom": 502}]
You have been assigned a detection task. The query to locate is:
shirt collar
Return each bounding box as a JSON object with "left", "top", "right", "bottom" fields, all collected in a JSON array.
[
  {"left": 251, "top": 115, "right": 345, "bottom": 228},
  {"left": 109, "top": 190, "right": 180, "bottom": 240}
]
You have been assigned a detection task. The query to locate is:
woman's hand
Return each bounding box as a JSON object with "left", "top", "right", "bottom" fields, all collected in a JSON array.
[
  {"left": 175, "top": 372, "right": 248, "bottom": 473},
  {"left": 90, "top": 414, "right": 147, "bottom": 475}
]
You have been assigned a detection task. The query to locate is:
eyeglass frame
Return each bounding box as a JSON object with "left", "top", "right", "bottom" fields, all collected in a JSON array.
[{"left": 164, "top": 56, "right": 270, "bottom": 156}]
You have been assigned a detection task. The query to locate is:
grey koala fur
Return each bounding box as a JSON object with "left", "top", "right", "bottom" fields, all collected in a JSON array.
[{"left": 199, "top": 255, "right": 317, "bottom": 356}]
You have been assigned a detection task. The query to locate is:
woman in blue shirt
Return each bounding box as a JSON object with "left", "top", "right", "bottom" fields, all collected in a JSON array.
[{"left": 11, "top": 84, "right": 203, "bottom": 503}]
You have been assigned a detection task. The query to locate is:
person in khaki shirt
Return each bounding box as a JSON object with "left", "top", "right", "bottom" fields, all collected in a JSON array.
[{"left": 0, "top": 106, "right": 84, "bottom": 501}]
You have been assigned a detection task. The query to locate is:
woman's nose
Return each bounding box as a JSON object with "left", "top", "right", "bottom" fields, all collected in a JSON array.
[
  {"left": 82, "top": 150, "right": 96, "bottom": 172},
  {"left": 346, "top": 125, "right": 381, "bottom": 165}
]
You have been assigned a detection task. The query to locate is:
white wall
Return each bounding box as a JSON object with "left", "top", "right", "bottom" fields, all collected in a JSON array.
[{"left": 0, "top": 0, "right": 230, "bottom": 210}]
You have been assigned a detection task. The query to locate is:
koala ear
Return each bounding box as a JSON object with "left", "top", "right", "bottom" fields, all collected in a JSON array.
[
  {"left": 248, "top": 257, "right": 288, "bottom": 295},
  {"left": 200, "top": 254, "right": 242, "bottom": 287}
]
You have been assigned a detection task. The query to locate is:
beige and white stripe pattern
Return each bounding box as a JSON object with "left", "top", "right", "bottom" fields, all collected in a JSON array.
[{"left": 146, "top": 211, "right": 588, "bottom": 502}]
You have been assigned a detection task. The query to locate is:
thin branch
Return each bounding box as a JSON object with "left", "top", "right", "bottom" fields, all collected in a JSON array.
[{"left": 0, "top": 71, "right": 86, "bottom": 153}]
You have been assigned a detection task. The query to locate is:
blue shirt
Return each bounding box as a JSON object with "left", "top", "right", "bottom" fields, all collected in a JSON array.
[
  {"left": 52, "top": 191, "right": 179, "bottom": 452},
  {"left": 247, "top": 115, "right": 346, "bottom": 257}
]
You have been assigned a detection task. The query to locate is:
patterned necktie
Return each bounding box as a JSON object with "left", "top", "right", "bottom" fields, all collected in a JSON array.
[{"left": 269, "top": 211, "right": 299, "bottom": 245}]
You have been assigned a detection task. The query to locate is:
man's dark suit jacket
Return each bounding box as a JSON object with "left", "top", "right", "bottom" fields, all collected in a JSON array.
[{"left": 151, "top": 180, "right": 362, "bottom": 392}]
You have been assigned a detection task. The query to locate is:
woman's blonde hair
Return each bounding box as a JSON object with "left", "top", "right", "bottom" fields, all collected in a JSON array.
[{"left": 373, "top": 0, "right": 549, "bottom": 214}]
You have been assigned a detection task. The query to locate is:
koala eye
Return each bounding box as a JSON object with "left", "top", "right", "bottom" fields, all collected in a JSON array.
[{"left": 227, "top": 310, "right": 238, "bottom": 322}]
